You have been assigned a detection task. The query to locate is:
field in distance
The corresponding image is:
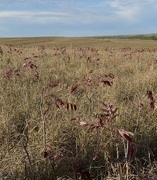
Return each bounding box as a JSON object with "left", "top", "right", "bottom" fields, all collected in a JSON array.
[{"left": 1, "top": 35, "right": 157, "bottom": 49}]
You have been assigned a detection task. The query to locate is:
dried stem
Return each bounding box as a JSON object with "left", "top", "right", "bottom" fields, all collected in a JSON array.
[
  {"left": 40, "top": 90, "right": 46, "bottom": 149},
  {"left": 21, "top": 135, "right": 34, "bottom": 179}
]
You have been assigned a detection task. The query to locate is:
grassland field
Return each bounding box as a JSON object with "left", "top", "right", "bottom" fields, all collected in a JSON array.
[{"left": 0, "top": 37, "right": 157, "bottom": 179}]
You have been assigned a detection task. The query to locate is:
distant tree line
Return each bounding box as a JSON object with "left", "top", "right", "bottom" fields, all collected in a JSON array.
[{"left": 96, "top": 34, "right": 157, "bottom": 40}]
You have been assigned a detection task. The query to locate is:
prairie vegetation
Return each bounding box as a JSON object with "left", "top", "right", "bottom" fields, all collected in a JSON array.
[
  {"left": 0, "top": 37, "right": 157, "bottom": 179},
  {"left": 96, "top": 33, "right": 157, "bottom": 41}
]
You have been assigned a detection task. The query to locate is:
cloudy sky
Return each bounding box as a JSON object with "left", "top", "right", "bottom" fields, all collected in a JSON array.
[{"left": 0, "top": 0, "right": 157, "bottom": 37}]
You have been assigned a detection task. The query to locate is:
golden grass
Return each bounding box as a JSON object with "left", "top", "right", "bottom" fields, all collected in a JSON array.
[
  {"left": 1, "top": 36, "right": 157, "bottom": 49},
  {"left": 0, "top": 37, "right": 157, "bottom": 179}
]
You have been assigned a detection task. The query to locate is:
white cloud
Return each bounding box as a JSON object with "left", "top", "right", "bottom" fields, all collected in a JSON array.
[
  {"left": 0, "top": 0, "right": 137, "bottom": 24},
  {"left": 0, "top": 11, "right": 71, "bottom": 24},
  {"left": 0, "top": 0, "right": 68, "bottom": 6},
  {"left": 0, "top": 10, "right": 117, "bottom": 25},
  {"left": 108, "top": 0, "right": 157, "bottom": 22},
  {"left": 0, "top": 11, "right": 68, "bottom": 18},
  {"left": 114, "top": 6, "right": 140, "bottom": 22},
  {"left": 0, "top": 0, "right": 157, "bottom": 25}
]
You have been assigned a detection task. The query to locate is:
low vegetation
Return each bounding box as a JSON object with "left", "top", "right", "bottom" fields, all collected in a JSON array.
[
  {"left": 0, "top": 37, "right": 157, "bottom": 179},
  {"left": 96, "top": 34, "right": 157, "bottom": 41}
]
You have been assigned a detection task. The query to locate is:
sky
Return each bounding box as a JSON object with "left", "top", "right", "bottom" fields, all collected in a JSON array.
[{"left": 0, "top": 0, "right": 157, "bottom": 37}]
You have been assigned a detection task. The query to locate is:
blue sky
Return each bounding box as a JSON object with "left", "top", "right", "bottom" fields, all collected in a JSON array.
[{"left": 0, "top": 0, "right": 157, "bottom": 37}]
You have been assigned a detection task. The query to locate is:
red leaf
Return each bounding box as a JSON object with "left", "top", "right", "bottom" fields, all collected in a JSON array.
[
  {"left": 108, "top": 73, "right": 115, "bottom": 79},
  {"left": 56, "top": 98, "right": 64, "bottom": 106},
  {"left": 49, "top": 80, "right": 61, "bottom": 88},
  {"left": 99, "top": 119, "right": 104, "bottom": 127},
  {"left": 43, "top": 108, "right": 49, "bottom": 116},
  {"left": 71, "top": 117, "right": 80, "bottom": 121},
  {"left": 70, "top": 84, "right": 80, "bottom": 93},
  {"left": 71, "top": 103, "right": 74, "bottom": 110},
  {"left": 73, "top": 163, "right": 92, "bottom": 179},
  {"left": 147, "top": 90, "right": 152, "bottom": 97},
  {"left": 93, "top": 152, "right": 99, "bottom": 161},
  {"left": 150, "top": 101, "right": 155, "bottom": 109},
  {"left": 128, "top": 142, "right": 134, "bottom": 158},
  {"left": 14, "top": 69, "right": 20, "bottom": 76},
  {"left": 99, "top": 117, "right": 107, "bottom": 126},
  {"left": 43, "top": 146, "right": 53, "bottom": 158},
  {"left": 102, "top": 80, "right": 112, "bottom": 87},
  {"left": 80, "top": 170, "right": 92, "bottom": 180},
  {"left": 65, "top": 103, "right": 77, "bottom": 111},
  {"left": 55, "top": 102, "right": 60, "bottom": 109},
  {"left": 91, "top": 125, "right": 101, "bottom": 132},
  {"left": 30, "top": 63, "right": 37, "bottom": 69},
  {"left": 123, "top": 134, "right": 132, "bottom": 142},
  {"left": 66, "top": 103, "right": 70, "bottom": 110},
  {"left": 70, "top": 104, "right": 77, "bottom": 111},
  {"left": 74, "top": 104, "right": 77, "bottom": 111},
  {"left": 55, "top": 98, "right": 64, "bottom": 109},
  {"left": 35, "top": 71, "right": 39, "bottom": 79},
  {"left": 147, "top": 90, "right": 154, "bottom": 101},
  {"left": 118, "top": 129, "right": 134, "bottom": 142}
]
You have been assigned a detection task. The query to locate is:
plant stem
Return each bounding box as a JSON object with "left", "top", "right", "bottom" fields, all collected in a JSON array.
[{"left": 40, "top": 90, "right": 46, "bottom": 149}]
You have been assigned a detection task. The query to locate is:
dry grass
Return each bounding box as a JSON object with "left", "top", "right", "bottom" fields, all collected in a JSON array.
[{"left": 0, "top": 37, "right": 157, "bottom": 179}]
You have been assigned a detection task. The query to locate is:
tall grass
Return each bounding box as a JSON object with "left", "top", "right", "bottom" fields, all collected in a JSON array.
[{"left": 0, "top": 39, "right": 157, "bottom": 179}]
